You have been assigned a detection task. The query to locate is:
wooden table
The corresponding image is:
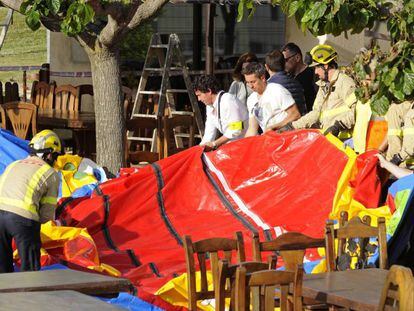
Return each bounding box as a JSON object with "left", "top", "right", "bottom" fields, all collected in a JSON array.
[
  {"left": 302, "top": 268, "right": 388, "bottom": 311},
  {"left": 37, "top": 109, "right": 96, "bottom": 157},
  {"left": 0, "top": 269, "right": 132, "bottom": 296},
  {"left": 37, "top": 109, "right": 95, "bottom": 130},
  {"left": 0, "top": 290, "right": 122, "bottom": 310}
]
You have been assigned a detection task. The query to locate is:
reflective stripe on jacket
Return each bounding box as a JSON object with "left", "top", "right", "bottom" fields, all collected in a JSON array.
[{"left": 0, "top": 156, "right": 59, "bottom": 223}]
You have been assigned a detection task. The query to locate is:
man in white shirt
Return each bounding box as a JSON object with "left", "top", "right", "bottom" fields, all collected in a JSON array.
[
  {"left": 194, "top": 75, "right": 249, "bottom": 151},
  {"left": 243, "top": 62, "right": 300, "bottom": 136}
]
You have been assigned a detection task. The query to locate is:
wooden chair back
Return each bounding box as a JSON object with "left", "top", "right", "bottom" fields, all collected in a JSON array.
[
  {"left": 0, "top": 82, "right": 3, "bottom": 105},
  {"left": 122, "top": 86, "right": 133, "bottom": 120},
  {"left": 325, "top": 215, "right": 388, "bottom": 271},
  {"left": 77, "top": 84, "right": 94, "bottom": 111},
  {"left": 54, "top": 85, "right": 79, "bottom": 111},
  {"left": 252, "top": 231, "right": 326, "bottom": 271},
  {"left": 163, "top": 114, "right": 195, "bottom": 157},
  {"left": 379, "top": 265, "right": 414, "bottom": 311},
  {"left": 0, "top": 102, "right": 37, "bottom": 139},
  {"left": 31, "top": 81, "right": 55, "bottom": 109},
  {"left": 183, "top": 232, "right": 246, "bottom": 311},
  {"left": 4, "top": 82, "right": 19, "bottom": 103},
  {"left": 235, "top": 265, "right": 303, "bottom": 311},
  {"left": 124, "top": 117, "right": 161, "bottom": 166},
  {"left": 216, "top": 260, "right": 269, "bottom": 311}
]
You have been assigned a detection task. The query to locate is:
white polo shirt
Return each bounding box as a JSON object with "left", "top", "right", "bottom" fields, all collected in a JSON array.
[
  {"left": 200, "top": 92, "right": 249, "bottom": 144},
  {"left": 247, "top": 83, "right": 295, "bottom": 131}
]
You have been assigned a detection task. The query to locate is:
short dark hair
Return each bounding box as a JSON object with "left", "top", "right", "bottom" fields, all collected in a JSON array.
[
  {"left": 282, "top": 42, "right": 303, "bottom": 58},
  {"left": 233, "top": 52, "right": 259, "bottom": 82},
  {"left": 193, "top": 75, "right": 221, "bottom": 94},
  {"left": 265, "top": 50, "right": 285, "bottom": 72},
  {"left": 242, "top": 62, "right": 267, "bottom": 78}
]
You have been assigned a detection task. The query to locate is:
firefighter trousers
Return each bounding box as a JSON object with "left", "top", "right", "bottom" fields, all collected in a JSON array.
[{"left": 0, "top": 210, "right": 41, "bottom": 273}]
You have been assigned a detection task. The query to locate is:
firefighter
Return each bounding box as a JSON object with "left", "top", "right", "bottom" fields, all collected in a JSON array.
[
  {"left": 280, "top": 44, "right": 357, "bottom": 139},
  {"left": 0, "top": 130, "right": 61, "bottom": 273},
  {"left": 379, "top": 101, "right": 414, "bottom": 167}
]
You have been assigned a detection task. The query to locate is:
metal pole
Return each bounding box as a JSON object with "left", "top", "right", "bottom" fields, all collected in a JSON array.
[
  {"left": 22, "top": 70, "right": 27, "bottom": 102},
  {"left": 205, "top": 3, "right": 215, "bottom": 75},
  {"left": 193, "top": 4, "right": 202, "bottom": 70}
]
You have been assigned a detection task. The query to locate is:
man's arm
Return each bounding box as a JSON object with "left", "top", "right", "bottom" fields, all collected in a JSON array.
[
  {"left": 334, "top": 78, "right": 357, "bottom": 130},
  {"left": 200, "top": 111, "right": 218, "bottom": 145},
  {"left": 39, "top": 171, "right": 59, "bottom": 224},
  {"left": 203, "top": 135, "right": 231, "bottom": 151},
  {"left": 376, "top": 153, "right": 412, "bottom": 179},
  {"left": 266, "top": 104, "right": 301, "bottom": 131},
  {"left": 245, "top": 116, "right": 259, "bottom": 137}
]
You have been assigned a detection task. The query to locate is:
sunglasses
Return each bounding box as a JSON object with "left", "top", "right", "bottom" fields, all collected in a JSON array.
[{"left": 284, "top": 53, "right": 297, "bottom": 62}]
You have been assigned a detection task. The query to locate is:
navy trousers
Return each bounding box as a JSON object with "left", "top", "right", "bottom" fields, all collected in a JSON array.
[{"left": 0, "top": 210, "right": 41, "bottom": 273}]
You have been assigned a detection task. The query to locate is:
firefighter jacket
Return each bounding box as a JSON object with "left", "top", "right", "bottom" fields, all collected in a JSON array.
[
  {"left": 0, "top": 156, "right": 59, "bottom": 223},
  {"left": 292, "top": 70, "right": 357, "bottom": 131}
]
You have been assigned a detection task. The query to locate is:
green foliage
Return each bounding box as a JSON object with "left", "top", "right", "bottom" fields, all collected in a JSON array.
[
  {"left": 239, "top": 0, "right": 414, "bottom": 114},
  {"left": 20, "top": 0, "right": 94, "bottom": 36},
  {"left": 120, "top": 23, "right": 153, "bottom": 62}
]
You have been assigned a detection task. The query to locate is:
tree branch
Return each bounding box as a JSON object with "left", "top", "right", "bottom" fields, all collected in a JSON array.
[
  {"left": 0, "top": 0, "right": 23, "bottom": 12},
  {"left": 127, "top": 0, "right": 169, "bottom": 31}
]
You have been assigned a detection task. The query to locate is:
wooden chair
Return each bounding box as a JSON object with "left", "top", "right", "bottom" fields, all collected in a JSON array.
[
  {"left": 124, "top": 117, "right": 162, "bottom": 166},
  {"left": 0, "top": 102, "right": 37, "bottom": 139},
  {"left": 379, "top": 265, "right": 414, "bottom": 311},
  {"left": 122, "top": 86, "right": 133, "bottom": 120},
  {"left": 234, "top": 265, "right": 303, "bottom": 311},
  {"left": 31, "top": 81, "right": 55, "bottom": 109},
  {"left": 54, "top": 85, "right": 80, "bottom": 111},
  {"left": 0, "top": 82, "right": 3, "bottom": 105},
  {"left": 252, "top": 232, "right": 328, "bottom": 310},
  {"left": 252, "top": 231, "right": 327, "bottom": 271},
  {"left": 216, "top": 260, "right": 269, "bottom": 311},
  {"left": 325, "top": 215, "right": 388, "bottom": 271},
  {"left": 183, "top": 232, "right": 246, "bottom": 311},
  {"left": 77, "top": 84, "right": 94, "bottom": 111},
  {"left": 4, "top": 82, "right": 19, "bottom": 103},
  {"left": 163, "top": 114, "right": 195, "bottom": 157}
]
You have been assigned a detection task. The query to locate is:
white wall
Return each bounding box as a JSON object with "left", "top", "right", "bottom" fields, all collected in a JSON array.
[{"left": 48, "top": 31, "right": 93, "bottom": 112}]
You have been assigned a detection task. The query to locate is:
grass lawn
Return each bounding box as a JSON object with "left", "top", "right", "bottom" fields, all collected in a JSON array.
[{"left": 0, "top": 7, "right": 46, "bottom": 87}]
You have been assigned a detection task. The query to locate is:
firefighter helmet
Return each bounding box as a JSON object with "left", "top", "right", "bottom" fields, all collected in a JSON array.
[{"left": 309, "top": 44, "right": 338, "bottom": 66}]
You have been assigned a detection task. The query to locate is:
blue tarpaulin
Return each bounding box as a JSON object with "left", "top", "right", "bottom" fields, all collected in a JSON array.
[{"left": 0, "top": 129, "right": 29, "bottom": 174}]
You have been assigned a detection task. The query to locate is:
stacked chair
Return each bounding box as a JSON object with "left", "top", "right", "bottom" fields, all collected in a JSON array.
[{"left": 182, "top": 212, "right": 412, "bottom": 311}]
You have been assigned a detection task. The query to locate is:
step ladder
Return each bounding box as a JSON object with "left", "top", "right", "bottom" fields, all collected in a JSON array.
[{"left": 129, "top": 33, "right": 204, "bottom": 157}]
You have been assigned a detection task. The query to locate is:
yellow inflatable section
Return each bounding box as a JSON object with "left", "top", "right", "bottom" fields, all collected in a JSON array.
[{"left": 54, "top": 154, "right": 98, "bottom": 198}]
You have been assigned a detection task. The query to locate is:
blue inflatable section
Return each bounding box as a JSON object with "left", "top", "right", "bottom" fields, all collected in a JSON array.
[
  {"left": 0, "top": 129, "right": 29, "bottom": 174},
  {"left": 102, "top": 293, "right": 164, "bottom": 311}
]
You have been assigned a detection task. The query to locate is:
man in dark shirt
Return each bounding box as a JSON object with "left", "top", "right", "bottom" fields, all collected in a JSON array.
[
  {"left": 282, "top": 42, "right": 318, "bottom": 113},
  {"left": 265, "top": 50, "right": 307, "bottom": 115}
]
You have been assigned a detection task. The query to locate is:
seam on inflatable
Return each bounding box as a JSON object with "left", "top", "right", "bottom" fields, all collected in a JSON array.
[
  {"left": 149, "top": 262, "right": 162, "bottom": 277},
  {"left": 203, "top": 154, "right": 271, "bottom": 231},
  {"left": 202, "top": 156, "right": 258, "bottom": 235},
  {"left": 126, "top": 249, "right": 142, "bottom": 267},
  {"left": 151, "top": 163, "right": 183, "bottom": 246},
  {"left": 102, "top": 194, "right": 120, "bottom": 252},
  {"left": 55, "top": 196, "right": 75, "bottom": 220}
]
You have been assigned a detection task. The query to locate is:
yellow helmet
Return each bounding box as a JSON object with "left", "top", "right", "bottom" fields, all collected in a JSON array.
[
  {"left": 29, "top": 130, "right": 62, "bottom": 155},
  {"left": 309, "top": 44, "right": 338, "bottom": 66}
]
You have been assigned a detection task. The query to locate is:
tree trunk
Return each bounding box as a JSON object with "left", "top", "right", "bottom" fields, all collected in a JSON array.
[{"left": 89, "top": 47, "right": 124, "bottom": 173}]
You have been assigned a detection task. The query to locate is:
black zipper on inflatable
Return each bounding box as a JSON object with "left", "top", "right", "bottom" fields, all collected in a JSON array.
[
  {"left": 202, "top": 159, "right": 258, "bottom": 235},
  {"left": 151, "top": 163, "right": 183, "bottom": 246},
  {"left": 102, "top": 194, "right": 120, "bottom": 252},
  {"left": 149, "top": 262, "right": 162, "bottom": 277}
]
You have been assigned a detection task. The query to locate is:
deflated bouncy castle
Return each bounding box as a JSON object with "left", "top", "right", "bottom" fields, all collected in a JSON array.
[
  {"left": 4, "top": 128, "right": 411, "bottom": 309},
  {"left": 39, "top": 129, "right": 396, "bottom": 310}
]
